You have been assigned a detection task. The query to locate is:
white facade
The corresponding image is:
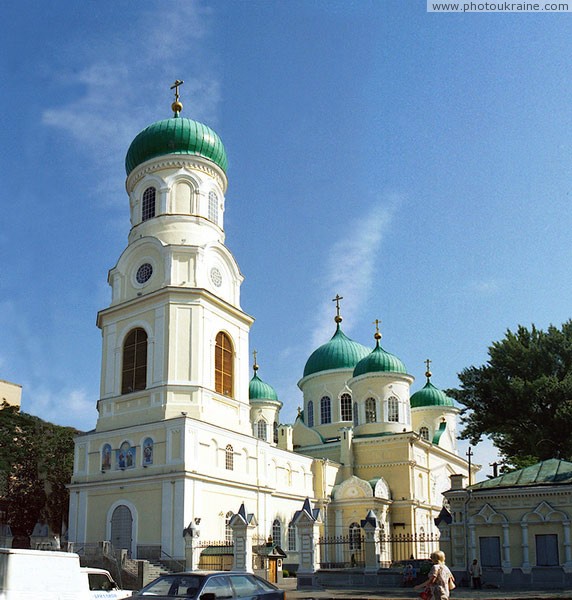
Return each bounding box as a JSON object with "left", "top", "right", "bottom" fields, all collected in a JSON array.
[{"left": 68, "top": 107, "right": 472, "bottom": 568}]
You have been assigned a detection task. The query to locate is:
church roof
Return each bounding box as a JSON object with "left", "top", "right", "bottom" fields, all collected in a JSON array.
[
  {"left": 249, "top": 372, "right": 279, "bottom": 402},
  {"left": 303, "top": 325, "right": 371, "bottom": 378},
  {"left": 410, "top": 381, "right": 454, "bottom": 408},
  {"left": 352, "top": 340, "right": 407, "bottom": 377},
  {"left": 469, "top": 459, "right": 572, "bottom": 490},
  {"left": 125, "top": 116, "right": 228, "bottom": 175}
]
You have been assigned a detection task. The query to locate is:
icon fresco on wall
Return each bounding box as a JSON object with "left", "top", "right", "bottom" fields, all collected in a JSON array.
[
  {"left": 117, "top": 441, "right": 136, "bottom": 469},
  {"left": 143, "top": 437, "right": 154, "bottom": 466},
  {"left": 101, "top": 444, "right": 112, "bottom": 471}
]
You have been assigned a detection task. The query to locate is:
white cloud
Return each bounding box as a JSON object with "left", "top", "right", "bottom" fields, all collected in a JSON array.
[
  {"left": 21, "top": 385, "right": 97, "bottom": 431},
  {"left": 41, "top": 1, "right": 220, "bottom": 200},
  {"left": 465, "top": 278, "right": 501, "bottom": 296},
  {"left": 309, "top": 197, "right": 401, "bottom": 349}
]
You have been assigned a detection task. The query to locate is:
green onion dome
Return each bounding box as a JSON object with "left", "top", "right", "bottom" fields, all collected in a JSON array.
[
  {"left": 125, "top": 116, "right": 228, "bottom": 175},
  {"left": 410, "top": 381, "right": 454, "bottom": 408},
  {"left": 352, "top": 339, "right": 407, "bottom": 377},
  {"left": 303, "top": 325, "right": 371, "bottom": 378},
  {"left": 249, "top": 372, "right": 279, "bottom": 402}
]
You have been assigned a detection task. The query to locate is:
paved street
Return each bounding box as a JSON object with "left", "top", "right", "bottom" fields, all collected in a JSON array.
[{"left": 279, "top": 578, "right": 572, "bottom": 599}]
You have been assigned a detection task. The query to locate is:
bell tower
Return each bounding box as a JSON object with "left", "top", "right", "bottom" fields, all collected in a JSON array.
[{"left": 95, "top": 81, "right": 253, "bottom": 434}]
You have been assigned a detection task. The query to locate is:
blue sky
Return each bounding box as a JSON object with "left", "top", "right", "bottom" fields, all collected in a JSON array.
[{"left": 2, "top": 1, "right": 572, "bottom": 480}]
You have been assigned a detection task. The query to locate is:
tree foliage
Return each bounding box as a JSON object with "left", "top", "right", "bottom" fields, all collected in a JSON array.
[
  {"left": 448, "top": 321, "right": 572, "bottom": 469},
  {"left": 0, "top": 404, "right": 78, "bottom": 539}
]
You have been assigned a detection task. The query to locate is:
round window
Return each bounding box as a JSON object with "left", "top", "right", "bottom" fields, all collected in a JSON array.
[
  {"left": 210, "top": 267, "right": 223, "bottom": 287},
  {"left": 136, "top": 263, "right": 153, "bottom": 284}
]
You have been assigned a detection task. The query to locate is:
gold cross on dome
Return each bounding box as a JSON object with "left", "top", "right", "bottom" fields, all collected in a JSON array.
[
  {"left": 170, "top": 79, "right": 184, "bottom": 102},
  {"left": 252, "top": 349, "right": 258, "bottom": 371},
  {"left": 332, "top": 294, "right": 343, "bottom": 319}
]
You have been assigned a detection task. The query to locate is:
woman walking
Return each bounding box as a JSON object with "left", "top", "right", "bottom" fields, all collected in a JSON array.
[{"left": 414, "top": 551, "right": 455, "bottom": 600}]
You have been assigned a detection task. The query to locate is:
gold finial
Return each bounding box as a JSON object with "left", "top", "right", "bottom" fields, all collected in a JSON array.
[
  {"left": 332, "top": 294, "right": 343, "bottom": 324},
  {"left": 170, "top": 79, "right": 184, "bottom": 115},
  {"left": 373, "top": 319, "right": 382, "bottom": 341},
  {"left": 425, "top": 358, "right": 432, "bottom": 382},
  {"left": 252, "top": 350, "right": 259, "bottom": 373}
]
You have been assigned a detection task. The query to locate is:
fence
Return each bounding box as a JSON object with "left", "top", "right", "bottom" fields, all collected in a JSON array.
[
  {"left": 317, "top": 532, "right": 440, "bottom": 569},
  {"left": 317, "top": 534, "right": 365, "bottom": 568},
  {"left": 380, "top": 532, "right": 440, "bottom": 564},
  {"left": 196, "top": 540, "right": 234, "bottom": 571}
]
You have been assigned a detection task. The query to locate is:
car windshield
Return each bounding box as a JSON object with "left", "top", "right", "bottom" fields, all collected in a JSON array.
[{"left": 139, "top": 574, "right": 204, "bottom": 597}]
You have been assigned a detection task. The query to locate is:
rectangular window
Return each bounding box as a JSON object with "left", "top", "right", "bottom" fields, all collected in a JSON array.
[
  {"left": 536, "top": 534, "right": 559, "bottom": 566},
  {"left": 479, "top": 536, "right": 501, "bottom": 567}
]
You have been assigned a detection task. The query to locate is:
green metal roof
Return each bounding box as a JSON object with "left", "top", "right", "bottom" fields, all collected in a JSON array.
[
  {"left": 352, "top": 341, "right": 407, "bottom": 377},
  {"left": 303, "top": 325, "right": 371, "bottom": 378},
  {"left": 410, "top": 381, "right": 455, "bottom": 408},
  {"left": 125, "top": 117, "right": 228, "bottom": 175},
  {"left": 249, "top": 372, "right": 279, "bottom": 402},
  {"left": 470, "top": 459, "right": 572, "bottom": 490},
  {"left": 432, "top": 420, "right": 447, "bottom": 445}
]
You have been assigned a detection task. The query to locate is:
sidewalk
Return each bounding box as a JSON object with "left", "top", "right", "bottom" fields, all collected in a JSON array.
[{"left": 279, "top": 577, "right": 572, "bottom": 599}]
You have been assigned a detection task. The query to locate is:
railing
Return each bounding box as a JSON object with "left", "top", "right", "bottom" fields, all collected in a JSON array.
[
  {"left": 379, "top": 532, "right": 440, "bottom": 563},
  {"left": 317, "top": 535, "right": 365, "bottom": 569},
  {"left": 197, "top": 540, "right": 234, "bottom": 571}
]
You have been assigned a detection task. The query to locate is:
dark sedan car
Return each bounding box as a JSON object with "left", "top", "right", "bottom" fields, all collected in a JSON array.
[{"left": 132, "top": 571, "right": 285, "bottom": 600}]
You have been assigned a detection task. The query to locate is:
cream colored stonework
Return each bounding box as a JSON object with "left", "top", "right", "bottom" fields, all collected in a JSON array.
[{"left": 68, "top": 127, "right": 472, "bottom": 567}]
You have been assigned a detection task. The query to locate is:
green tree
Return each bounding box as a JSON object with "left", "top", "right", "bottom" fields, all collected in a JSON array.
[
  {"left": 0, "top": 405, "right": 78, "bottom": 542},
  {"left": 448, "top": 321, "right": 572, "bottom": 468}
]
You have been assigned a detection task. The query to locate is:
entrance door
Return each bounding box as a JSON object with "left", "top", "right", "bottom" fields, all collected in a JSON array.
[
  {"left": 268, "top": 558, "right": 277, "bottom": 583},
  {"left": 111, "top": 505, "right": 133, "bottom": 556}
]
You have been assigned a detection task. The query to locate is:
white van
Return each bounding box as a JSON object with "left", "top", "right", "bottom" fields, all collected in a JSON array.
[
  {"left": 81, "top": 567, "right": 133, "bottom": 600},
  {"left": 0, "top": 548, "right": 133, "bottom": 600},
  {"left": 0, "top": 547, "right": 90, "bottom": 600}
]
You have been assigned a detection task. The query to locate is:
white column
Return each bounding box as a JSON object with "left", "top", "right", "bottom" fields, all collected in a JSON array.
[
  {"left": 563, "top": 520, "right": 572, "bottom": 572},
  {"left": 502, "top": 523, "right": 512, "bottom": 574},
  {"left": 521, "top": 522, "right": 531, "bottom": 573}
]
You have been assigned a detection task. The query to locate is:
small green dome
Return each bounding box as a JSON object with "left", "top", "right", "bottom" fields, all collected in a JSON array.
[
  {"left": 303, "top": 325, "right": 371, "bottom": 378},
  {"left": 352, "top": 341, "right": 407, "bottom": 377},
  {"left": 125, "top": 116, "right": 228, "bottom": 175},
  {"left": 410, "top": 381, "right": 454, "bottom": 408},
  {"left": 249, "top": 372, "right": 279, "bottom": 402}
]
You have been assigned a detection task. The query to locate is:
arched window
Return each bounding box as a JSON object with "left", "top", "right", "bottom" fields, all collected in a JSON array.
[
  {"left": 208, "top": 191, "right": 218, "bottom": 224},
  {"left": 272, "top": 519, "right": 282, "bottom": 545},
  {"left": 365, "top": 397, "right": 377, "bottom": 423},
  {"left": 225, "top": 511, "right": 233, "bottom": 543},
  {"left": 353, "top": 402, "right": 359, "bottom": 427},
  {"left": 215, "top": 332, "right": 233, "bottom": 397},
  {"left": 121, "top": 328, "right": 148, "bottom": 394},
  {"left": 257, "top": 420, "right": 267, "bottom": 441},
  {"left": 388, "top": 396, "right": 399, "bottom": 422},
  {"left": 307, "top": 400, "right": 314, "bottom": 427},
  {"left": 320, "top": 396, "right": 331, "bottom": 424},
  {"left": 340, "top": 393, "right": 352, "bottom": 421},
  {"left": 142, "top": 187, "right": 156, "bottom": 221},
  {"left": 420, "top": 426, "right": 430, "bottom": 441},
  {"left": 288, "top": 523, "right": 296, "bottom": 551},
  {"left": 349, "top": 522, "right": 362, "bottom": 550},
  {"left": 273, "top": 421, "right": 279, "bottom": 444},
  {"left": 225, "top": 444, "right": 234, "bottom": 470}
]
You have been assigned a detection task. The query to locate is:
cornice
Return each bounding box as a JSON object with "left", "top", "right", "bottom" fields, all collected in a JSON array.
[
  {"left": 97, "top": 286, "right": 254, "bottom": 328},
  {"left": 126, "top": 155, "right": 227, "bottom": 193}
]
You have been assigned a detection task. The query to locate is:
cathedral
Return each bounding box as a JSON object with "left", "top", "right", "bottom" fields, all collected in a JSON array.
[{"left": 67, "top": 83, "right": 473, "bottom": 568}]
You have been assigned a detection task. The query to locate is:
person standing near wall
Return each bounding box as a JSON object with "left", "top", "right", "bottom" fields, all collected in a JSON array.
[{"left": 469, "top": 558, "right": 482, "bottom": 589}]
